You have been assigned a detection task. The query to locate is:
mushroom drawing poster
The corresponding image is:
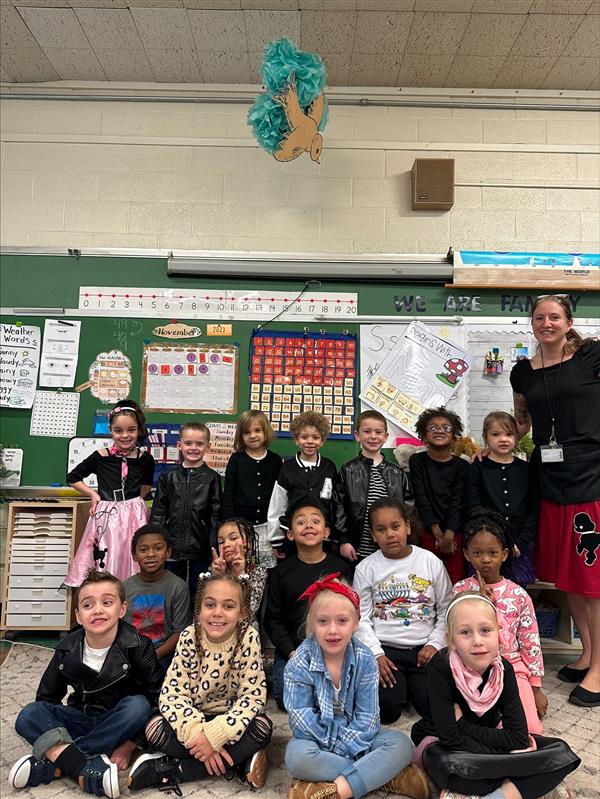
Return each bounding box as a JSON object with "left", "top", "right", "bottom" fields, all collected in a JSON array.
[{"left": 360, "top": 321, "right": 472, "bottom": 436}]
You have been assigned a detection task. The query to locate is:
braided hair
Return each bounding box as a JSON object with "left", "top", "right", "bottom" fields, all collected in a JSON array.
[
  {"left": 218, "top": 516, "right": 260, "bottom": 568},
  {"left": 462, "top": 507, "right": 512, "bottom": 571},
  {"left": 192, "top": 571, "right": 252, "bottom": 669}
]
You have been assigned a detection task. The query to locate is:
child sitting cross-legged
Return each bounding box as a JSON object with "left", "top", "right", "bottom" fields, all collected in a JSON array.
[
  {"left": 284, "top": 573, "right": 430, "bottom": 799},
  {"left": 127, "top": 572, "right": 272, "bottom": 792},
  {"left": 123, "top": 523, "right": 191, "bottom": 672},
  {"left": 10, "top": 569, "right": 164, "bottom": 798}
]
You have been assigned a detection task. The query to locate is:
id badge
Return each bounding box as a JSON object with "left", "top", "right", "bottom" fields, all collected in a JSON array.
[
  {"left": 540, "top": 445, "right": 564, "bottom": 463},
  {"left": 113, "top": 488, "right": 126, "bottom": 501}
]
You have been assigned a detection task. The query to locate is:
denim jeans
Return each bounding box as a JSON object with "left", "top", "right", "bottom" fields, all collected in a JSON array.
[
  {"left": 15, "top": 696, "right": 153, "bottom": 761},
  {"left": 285, "top": 729, "right": 414, "bottom": 799},
  {"left": 271, "top": 651, "right": 287, "bottom": 710}
]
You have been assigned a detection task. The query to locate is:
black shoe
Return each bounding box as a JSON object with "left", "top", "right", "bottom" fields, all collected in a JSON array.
[
  {"left": 557, "top": 665, "right": 589, "bottom": 683},
  {"left": 568, "top": 684, "right": 600, "bottom": 708},
  {"left": 79, "top": 755, "right": 119, "bottom": 798},
  {"left": 128, "top": 753, "right": 180, "bottom": 794},
  {"left": 9, "top": 755, "right": 60, "bottom": 789}
]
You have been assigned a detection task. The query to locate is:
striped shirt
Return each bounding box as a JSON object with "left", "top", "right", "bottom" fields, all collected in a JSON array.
[{"left": 357, "top": 463, "right": 388, "bottom": 558}]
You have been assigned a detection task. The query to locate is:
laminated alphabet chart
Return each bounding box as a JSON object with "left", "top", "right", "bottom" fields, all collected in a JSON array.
[
  {"left": 249, "top": 330, "right": 357, "bottom": 439},
  {"left": 141, "top": 344, "right": 238, "bottom": 414},
  {"left": 79, "top": 286, "right": 358, "bottom": 321},
  {"left": 30, "top": 390, "right": 80, "bottom": 438},
  {"left": 360, "top": 321, "right": 472, "bottom": 436},
  {"left": 0, "top": 323, "right": 40, "bottom": 409}
]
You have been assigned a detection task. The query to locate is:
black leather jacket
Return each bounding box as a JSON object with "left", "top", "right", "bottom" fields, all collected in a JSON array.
[
  {"left": 150, "top": 463, "right": 222, "bottom": 561},
  {"left": 36, "top": 621, "right": 163, "bottom": 715},
  {"left": 333, "top": 454, "right": 407, "bottom": 548}
]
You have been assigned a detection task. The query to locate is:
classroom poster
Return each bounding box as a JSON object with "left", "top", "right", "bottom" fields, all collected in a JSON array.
[
  {"left": 204, "top": 422, "right": 236, "bottom": 476},
  {"left": 0, "top": 323, "right": 40, "bottom": 408},
  {"left": 249, "top": 330, "right": 357, "bottom": 439},
  {"left": 0, "top": 447, "right": 23, "bottom": 487},
  {"left": 39, "top": 319, "right": 81, "bottom": 388},
  {"left": 141, "top": 344, "right": 238, "bottom": 414},
  {"left": 360, "top": 321, "right": 472, "bottom": 436},
  {"left": 88, "top": 349, "right": 132, "bottom": 403}
]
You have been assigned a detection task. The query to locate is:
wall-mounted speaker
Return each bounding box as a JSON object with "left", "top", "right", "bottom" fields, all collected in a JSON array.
[{"left": 411, "top": 158, "right": 455, "bottom": 211}]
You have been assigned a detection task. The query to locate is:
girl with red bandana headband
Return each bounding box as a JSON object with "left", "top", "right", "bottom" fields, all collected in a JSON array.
[{"left": 283, "top": 573, "right": 430, "bottom": 799}]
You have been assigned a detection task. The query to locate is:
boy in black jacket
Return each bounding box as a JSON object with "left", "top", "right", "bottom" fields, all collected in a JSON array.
[
  {"left": 10, "top": 570, "right": 163, "bottom": 798},
  {"left": 333, "top": 410, "right": 406, "bottom": 563},
  {"left": 150, "top": 422, "right": 222, "bottom": 599},
  {"left": 264, "top": 498, "right": 352, "bottom": 710}
]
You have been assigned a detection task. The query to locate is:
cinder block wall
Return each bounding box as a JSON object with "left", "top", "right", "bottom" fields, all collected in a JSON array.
[{"left": 1, "top": 93, "right": 599, "bottom": 252}]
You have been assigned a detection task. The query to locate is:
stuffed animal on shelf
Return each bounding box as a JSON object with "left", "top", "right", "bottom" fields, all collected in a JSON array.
[
  {"left": 452, "top": 435, "right": 481, "bottom": 461},
  {"left": 393, "top": 442, "right": 426, "bottom": 471}
]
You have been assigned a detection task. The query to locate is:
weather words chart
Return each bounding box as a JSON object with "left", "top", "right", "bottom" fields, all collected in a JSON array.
[
  {"left": 360, "top": 321, "right": 472, "bottom": 435},
  {"left": 141, "top": 343, "right": 238, "bottom": 414},
  {"left": 79, "top": 287, "right": 358, "bottom": 321},
  {"left": 249, "top": 330, "right": 357, "bottom": 439}
]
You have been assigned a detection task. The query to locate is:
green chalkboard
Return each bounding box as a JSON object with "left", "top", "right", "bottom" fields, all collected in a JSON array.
[{"left": 1, "top": 252, "right": 598, "bottom": 486}]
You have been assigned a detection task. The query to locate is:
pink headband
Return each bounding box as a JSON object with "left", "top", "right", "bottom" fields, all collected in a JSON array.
[
  {"left": 109, "top": 405, "right": 137, "bottom": 417},
  {"left": 299, "top": 572, "right": 361, "bottom": 619}
]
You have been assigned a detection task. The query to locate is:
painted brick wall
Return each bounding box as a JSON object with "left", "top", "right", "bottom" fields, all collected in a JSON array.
[{"left": 1, "top": 95, "right": 599, "bottom": 252}]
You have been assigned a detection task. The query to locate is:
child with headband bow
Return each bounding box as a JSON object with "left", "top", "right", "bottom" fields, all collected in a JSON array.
[
  {"left": 65, "top": 399, "right": 155, "bottom": 586},
  {"left": 284, "top": 573, "right": 430, "bottom": 799},
  {"left": 411, "top": 592, "right": 580, "bottom": 799}
]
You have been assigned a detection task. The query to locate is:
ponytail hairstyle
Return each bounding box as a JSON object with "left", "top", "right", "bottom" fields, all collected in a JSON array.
[
  {"left": 218, "top": 516, "right": 260, "bottom": 569},
  {"left": 530, "top": 294, "right": 593, "bottom": 356},
  {"left": 193, "top": 572, "right": 252, "bottom": 664},
  {"left": 462, "top": 507, "right": 512, "bottom": 571},
  {"left": 108, "top": 399, "right": 148, "bottom": 443}
]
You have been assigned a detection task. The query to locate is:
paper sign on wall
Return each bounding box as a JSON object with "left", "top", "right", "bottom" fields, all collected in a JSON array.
[
  {"left": 89, "top": 350, "right": 132, "bottom": 404},
  {"left": 0, "top": 323, "right": 40, "bottom": 409},
  {"left": 0, "top": 447, "right": 23, "bottom": 487},
  {"left": 204, "top": 422, "right": 236, "bottom": 476},
  {"left": 360, "top": 321, "right": 472, "bottom": 436},
  {"left": 30, "top": 390, "right": 80, "bottom": 438},
  {"left": 40, "top": 319, "right": 81, "bottom": 388}
]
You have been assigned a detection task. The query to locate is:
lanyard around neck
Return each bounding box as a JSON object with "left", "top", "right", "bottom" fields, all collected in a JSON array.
[{"left": 540, "top": 349, "right": 565, "bottom": 446}]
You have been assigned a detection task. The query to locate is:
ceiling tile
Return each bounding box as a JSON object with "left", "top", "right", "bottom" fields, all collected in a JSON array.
[
  {"left": 349, "top": 52, "right": 402, "bottom": 85},
  {"left": 245, "top": 9, "right": 300, "bottom": 50},
  {"left": 44, "top": 47, "right": 107, "bottom": 79},
  {"left": 197, "top": 50, "right": 250, "bottom": 81},
  {"left": 301, "top": 10, "right": 357, "bottom": 52},
  {"left": 397, "top": 52, "right": 453, "bottom": 84},
  {"left": 509, "top": 13, "right": 583, "bottom": 56},
  {"left": 127, "top": 0, "right": 184, "bottom": 6},
  {"left": 406, "top": 11, "right": 471, "bottom": 54},
  {"left": 75, "top": 8, "right": 145, "bottom": 50},
  {"left": 565, "top": 14, "right": 600, "bottom": 51},
  {"left": 321, "top": 51, "right": 351, "bottom": 84},
  {"left": 586, "top": 0, "right": 599, "bottom": 13},
  {"left": 353, "top": 10, "right": 413, "bottom": 53},
  {"left": 145, "top": 47, "right": 203, "bottom": 81},
  {"left": 356, "top": 1, "right": 414, "bottom": 9},
  {"left": 13, "top": 0, "right": 72, "bottom": 6},
  {"left": 300, "top": 0, "right": 356, "bottom": 8},
  {"left": 458, "top": 13, "right": 526, "bottom": 55},
  {"left": 1, "top": 47, "right": 60, "bottom": 81},
  {"left": 445, "top": 54, "right": 504, "bottom": 87},
  {"left": 530, "top": 0, "right": 591, "bottom": 12},
  {"left": 130, "top": 7, "right": 195, "bottom": 49},
  {"left": 494, "top": 55, "right": 558, "bottom": 88},
  {"left": 1, "top": 5, "right": 38, "bottom": 49},
  {"left": 414, "top": 0, "right": 473, "bottom": 9},
  {"left": 0, "top": 65, "right": 13, "bottom": 81},
  {"left": 94, "top": 48, "right": 154, "bottom": 81},
  {"left": 541, "top": 55, "right": 600, "bottom": 89},
  {"left": 586, "top": 64, "right": 599, "bottom": 89},
  {"left": 471, "top": 0, "right": 532, "bottom": 11},
  {"left": 184, "top": 1, "right": 241, "bottom": 8},
  {"left": 188, "top": 10, "right": 246, "bottom": 50},
  {"left": 242, "top": 0, "right": 298, "bottom": 7},
  {"left": 64, "top": 0, "right": 128, "bottom": 7},
  {"left": 17, "top": 7, "right": 89, "bottom": 48}
]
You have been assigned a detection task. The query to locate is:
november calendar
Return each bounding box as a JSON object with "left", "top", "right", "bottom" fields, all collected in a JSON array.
[{"left": 249, "top": 330, "right": 357, "bottom": 440}]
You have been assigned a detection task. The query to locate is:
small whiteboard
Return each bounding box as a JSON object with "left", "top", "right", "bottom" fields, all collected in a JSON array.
[{"left": 67, "top": 437, "right": 111, "bottom": 488}]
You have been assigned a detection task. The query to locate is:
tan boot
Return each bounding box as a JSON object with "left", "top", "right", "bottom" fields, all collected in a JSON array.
[
  {"left": 383, "top": 763, "right": 430, "bottom": 799},
  {"left": 245, "top": 748, "right": 269, "bottom": 789},
  {"left": 288, "top": 778, "right": 340, "bottom": 799}
]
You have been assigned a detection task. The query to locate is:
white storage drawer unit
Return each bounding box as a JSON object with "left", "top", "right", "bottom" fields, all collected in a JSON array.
[{"left": 1, "top": 500, "right": 90, "bottom": 632}]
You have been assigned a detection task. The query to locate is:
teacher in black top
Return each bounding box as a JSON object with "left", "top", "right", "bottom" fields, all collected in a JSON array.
[{"left": 510, "top": 294, "right": 600, "bottom": 708}]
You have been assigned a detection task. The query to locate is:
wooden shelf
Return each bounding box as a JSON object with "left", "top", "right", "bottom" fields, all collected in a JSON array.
[{"left": 445, "top": 284, "right": 600, "bottom": 291}]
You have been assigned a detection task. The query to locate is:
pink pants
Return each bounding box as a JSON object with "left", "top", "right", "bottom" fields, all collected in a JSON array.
[{"left": 513, "top": 658, "right": 543, "bottom": 734}]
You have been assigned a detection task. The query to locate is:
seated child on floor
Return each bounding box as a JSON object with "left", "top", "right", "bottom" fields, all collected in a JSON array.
[
  {"left": 353, "top": 497, "right": 452, "bottom": 724},
  {"left": 210, "top": 517, "right": 268, "bottom": 626},
  {"left": 127, "top": 572, "right": 272, "bottom": 793},
  {"left": 453, "top": 509, "right": 547, "bottom": 734},
  {"left": 284, "top": 573, "right": 430, "bottom": 799},
  {"left": 124, "top": 523, "right": 191, "bottom": 671},
  {"left": 411, "top": 592, "right": 580, "bottom": 799},
  {"left": 10, "top": 569, "right": 164, "bottom": 799}
]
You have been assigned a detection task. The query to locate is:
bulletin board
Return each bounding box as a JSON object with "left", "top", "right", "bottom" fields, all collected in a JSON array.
[{"left": 1, "top": 252, "right": 598, "bottom": 487}]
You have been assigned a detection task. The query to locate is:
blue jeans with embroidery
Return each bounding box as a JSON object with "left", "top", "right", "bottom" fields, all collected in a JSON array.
[{"left": 285, "top": 729, "right": 414, "bottom": 799}]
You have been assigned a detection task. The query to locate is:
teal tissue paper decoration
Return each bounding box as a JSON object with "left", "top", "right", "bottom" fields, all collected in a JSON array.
[{"left": 248, "top": 37, "right": 329, "bottom": 162}]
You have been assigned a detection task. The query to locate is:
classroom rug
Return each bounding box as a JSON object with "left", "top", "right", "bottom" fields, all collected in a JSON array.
[{"left": 1, "top": 642, "right": 597, "bottom": 799}]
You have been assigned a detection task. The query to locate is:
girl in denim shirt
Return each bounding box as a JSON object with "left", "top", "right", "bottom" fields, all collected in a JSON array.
[{"left": 283, "top": 573, "right": 429, "bottom": 799}]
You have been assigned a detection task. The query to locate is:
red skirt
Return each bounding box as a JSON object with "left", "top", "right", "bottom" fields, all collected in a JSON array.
[
  {"left": 536, "top": 499, "right": 600, "bottom": 598},
  {"left": 419, "top": 530, "right": 466, "bottom": 584}
]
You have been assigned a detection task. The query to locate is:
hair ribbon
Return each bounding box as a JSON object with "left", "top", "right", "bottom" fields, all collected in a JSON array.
[{"left": 299, "top": 572, "right": 360, "bottom": 619}]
